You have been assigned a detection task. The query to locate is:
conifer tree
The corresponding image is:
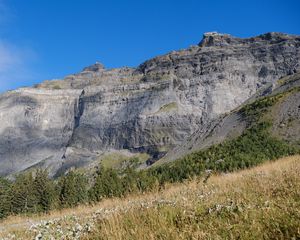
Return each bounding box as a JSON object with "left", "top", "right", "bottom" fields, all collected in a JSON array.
[
  {"left": 10, "top": 173, "right": 37, "bottom": 214},
  {"left": 33, "top": 169, "right": 55, "bottom": 212},
  {"left": 90, "top": 167, "right": 123, "bottom": 201},
  {"left": 58, "top": 171, "right": 88, "bottom": 207},
  {"left": 0, "top": 177, "right": 11, "bottom": 219}
]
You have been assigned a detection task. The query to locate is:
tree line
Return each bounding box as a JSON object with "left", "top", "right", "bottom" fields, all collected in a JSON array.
[
  {"left": 0, "top": 121, "right": 299, "bottom": 219},
  {"left": 0, "top": 165, "right": 159, "bottom": 219}
]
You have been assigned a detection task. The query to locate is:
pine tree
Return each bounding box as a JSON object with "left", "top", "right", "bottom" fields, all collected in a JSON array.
[
  {"left": 58, "top": 171, "right": 88, "bottom": 207},
  {"left": 10, "top": 173, "right": 37, "bottom": 214},
  {"left": 0, "top": 177, "right": 12, "bottom": 219},
  {"left": 33, "top": 169, "right": 55, "bottom": 213},
  {"left": 90, "top": 167, "right": 123, "bottom": 201},
  {"left": 122, "top": 166, "right": 139, "bottom": 194}
]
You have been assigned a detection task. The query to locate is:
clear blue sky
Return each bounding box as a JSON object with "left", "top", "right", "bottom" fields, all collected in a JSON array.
[{"left": 0, "top": 0, "right": 299, "bottom": 92}]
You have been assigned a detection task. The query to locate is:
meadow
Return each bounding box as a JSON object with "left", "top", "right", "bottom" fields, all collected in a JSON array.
[{"left": 0, "top": 155, "right": 299, "bottom": 239}]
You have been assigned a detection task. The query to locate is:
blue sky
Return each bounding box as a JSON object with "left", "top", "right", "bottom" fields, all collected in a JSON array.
[{"left": 0, "top": 0, "right": 299, "bottom": 92}]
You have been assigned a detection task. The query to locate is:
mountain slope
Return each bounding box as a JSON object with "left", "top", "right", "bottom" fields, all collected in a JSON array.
[
  {"left": 1, "top": 155, "right": 299, "bottom": 239},
  {"left": 158, "top": 72, "right": 300, "bottom": 165},
  {"left": 0, "top": 32, "right": 300, "bottom": 177}
]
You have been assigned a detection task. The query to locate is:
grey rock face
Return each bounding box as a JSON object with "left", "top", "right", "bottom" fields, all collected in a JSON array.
[
  {"left": 161, "top": 72, "right": 300, "bottom": 164},
  {"left": 1, "top": 32, "right": 300, "bottom": 176},
  {"left": 0, "top": 89, "right": 82, "bottom": 176}
]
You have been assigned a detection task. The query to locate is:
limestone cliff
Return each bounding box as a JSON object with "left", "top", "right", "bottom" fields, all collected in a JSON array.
[
  {"left": 160, "top": 72, "right": 300, "bottom": 164},
  {"left": 0, "top": 32, "right": 300, "bottom": 176}
]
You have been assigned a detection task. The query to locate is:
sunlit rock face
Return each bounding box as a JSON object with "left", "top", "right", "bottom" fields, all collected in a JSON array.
[{"left": 1, "top": 32, "right": 300, "bottom": 176}]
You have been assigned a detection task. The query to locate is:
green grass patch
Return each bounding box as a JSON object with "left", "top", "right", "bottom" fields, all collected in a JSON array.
[
  {"left": 52, "top": 84, "right": 62, "bottom": 90},
  {"left": 101, "top": 153, "right": 149, "bottom": 169},
  {"left": 156, "top": 102, "right": 178, "bottom": 114}
]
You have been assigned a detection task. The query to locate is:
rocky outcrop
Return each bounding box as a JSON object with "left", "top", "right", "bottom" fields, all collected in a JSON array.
[{"left": 1, "top": 32, "right": 300, "bottom": 176}]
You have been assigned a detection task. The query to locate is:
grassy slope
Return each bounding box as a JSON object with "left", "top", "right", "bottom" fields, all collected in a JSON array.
[
  {"left": 1, "top": 155, "right": 299, "bottom": 239},
  {"left": 84, "top": 155, "right": 300, "bottom": 240},
  {"left": 100, "top": 152, "right": 149, "bottom": 169}
]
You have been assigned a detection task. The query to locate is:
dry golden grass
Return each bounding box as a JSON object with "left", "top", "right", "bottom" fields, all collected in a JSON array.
[
  {"left": 1, "top": 155, "right": 300, "bottom": 239},
  {"left": 84, "top": 155, "right": 300, "bottom": 240}
]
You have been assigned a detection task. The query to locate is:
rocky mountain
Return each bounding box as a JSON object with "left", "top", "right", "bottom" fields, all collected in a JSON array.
[
  {"left": 159, "top": 72, "right": 300, "bottom": 164},
  {"left": 0, "top": 32, "right": 300, "bottom": 177}
]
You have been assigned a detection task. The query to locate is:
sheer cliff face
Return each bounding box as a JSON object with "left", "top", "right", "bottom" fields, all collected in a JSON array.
[
  {"left": 1, "top": 32, "right": 300, "bottom": 176},
  {"left": 0, "top": 89, "right": 81, "bottom": 176}
]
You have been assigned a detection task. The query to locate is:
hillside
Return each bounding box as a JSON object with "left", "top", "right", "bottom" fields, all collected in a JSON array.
[
  {"left": 1, "top": 68, "right": 299, "bottom": 236},
  {"left": 0, "top": 155, "right": 299, "bottom": 239},
  {"left": 159, "top": 71, "right": 300, "bottom": 164},
  {"left": 0, "top": 32, "right": 300, "bottom": 177}
]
